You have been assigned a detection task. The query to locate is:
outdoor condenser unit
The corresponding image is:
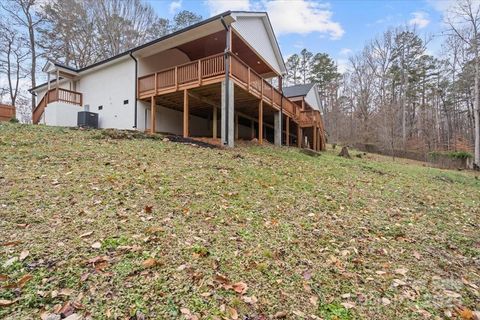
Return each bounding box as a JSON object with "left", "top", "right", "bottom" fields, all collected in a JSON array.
[{"left": 77, "top": 111, "right": 98, "bottom": 128}]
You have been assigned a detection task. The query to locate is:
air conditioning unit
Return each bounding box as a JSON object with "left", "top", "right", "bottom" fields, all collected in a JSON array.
[{"left": 77, "top": 111, "right": 98, "bottom": 128}]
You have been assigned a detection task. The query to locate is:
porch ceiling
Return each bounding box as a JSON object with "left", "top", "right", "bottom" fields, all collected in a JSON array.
[{"left": 175, "top": 31, "right": 274, "bottom": 76}]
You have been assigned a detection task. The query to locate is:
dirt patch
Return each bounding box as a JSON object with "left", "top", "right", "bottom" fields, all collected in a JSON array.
[{"left": 165, "top": 135, "right": 221, "bottom": 149}]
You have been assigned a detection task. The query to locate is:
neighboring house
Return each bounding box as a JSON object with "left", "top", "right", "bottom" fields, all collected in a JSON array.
[
  {"left": 29, "top": 11, "right": 326, "bottom": 151},
  {"left": 0, "top": 104, "right": 15, "bottom": 122},
  {"left": 283, "top": 83, "right": 326, "bottom": 150}
]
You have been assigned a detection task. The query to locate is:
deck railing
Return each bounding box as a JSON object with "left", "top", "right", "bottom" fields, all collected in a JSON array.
[
  {"left": 138, "top": 53, "right": 323, "bottom": 125},
  {"left": 32, "top": 88, "right": 82, "bottom": 124}
]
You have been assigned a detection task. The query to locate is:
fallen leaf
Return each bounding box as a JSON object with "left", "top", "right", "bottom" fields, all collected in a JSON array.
[
  {"left": 59, "top": 288, "right": 74, "bottom": 296},
  {"left": 19, "top": 250, "right": 29, "bottom": 261},
  {"left": 0, "top": 299, "right": 15, "bottom": 307},
  {"left": 142, "top": 258, "right": 158, "bottom": 268},
  {"left": 243, "top": 296, "right": 257, "bottom": 304},
  {"left": 145, "top": 226, "right": 163, "bottom": 234},
  {"left": 232, "top": 282, "right": 248, "bottom": 294},
  {"left": 273, "top": 311, "right": 288, "bottom": 318},
  {"left": 394, "top": 268, "right": 408, "bottom": 276},
  {"left": 0, "top": 241, "right": 22, "bottom": 247},
  {"left": 381, "top": 297, "right": 391, "bottom": 305},
  {"left": 144, "top": 205, "right": 153, "bottom": 213},
  {"left": 80, "top": 231, "right": 93, "bottom": 238},
  {"left": 17, "top": 274, "right": 32, "bottom": 288},
  {"left": 91, "top": 242, "right": 101, "bottom": 249},
  {"left": 460, "top": 308, "right": 474, "bottom": 320},
  {"left": 227, "top": 307, "right": 238, "bottom": 319},
  {"left": 180, "top": 308, "right": 191, "bottom": 315},
  {"left": 0, "top": 275, "right": 8, "bottom": 282},
  {"left": 341, "top": 302, "right": 356, "bottom": 309},
  {"left": 413, "top": 251, "right": 421, "bottom": 260},
  {"left": 310, "top": 295, "right": 318, "bottom": 306}
]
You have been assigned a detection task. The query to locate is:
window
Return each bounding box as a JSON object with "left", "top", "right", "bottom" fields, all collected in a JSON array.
[
  {"left": 98, "top": 105, "right": 103, "bottom": 110},
  {"left": 123, "top": 100, "right": 129, "bottom": 105}
]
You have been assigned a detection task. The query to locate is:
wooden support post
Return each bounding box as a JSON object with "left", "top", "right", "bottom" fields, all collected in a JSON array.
[
  {"left": 183, "top": 90, "right": 189, "bottom": 138},
  {"left": 213, "top": 106, "right": 217, "bottom": 139},
  {"left": 258, "top": 100, "right": 263, "bottom": 144},
  {"left": 198, "top": 60, "right": 202, "bottom": 85},
  {"left": 286, "top": 116, "right": 290, "bottom": 146},
  {"left": 150, "top": 97, "right": 156, "bottom": 134},
  {"left": 251, "top": 119, "right": 255, "bottom": 139},
  {"left": 235, "top": 113, "right": 239, "bottom": 140},
  {"left": 313, "top": 126, "right": 317, "bottom": 151},
  {"left": 297, "top": 126, "right": 302, "bottom": 148}
]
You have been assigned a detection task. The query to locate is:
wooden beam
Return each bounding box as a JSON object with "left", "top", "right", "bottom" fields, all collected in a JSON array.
[
  {"left": 258, "top": 99, "right": 263, "bottom": 144},
  {"left": 188, "top": 91, "right": 218, "bottom": 108},
  {"left": 286, "top": 116, "right": 289, "bottom": 146},
  {"left": 235, "top": 113, "right": 239, "bottom": 140},
  {"left": 251, "top": 119, "right": 255, "bottom": 139},
  {"left": 150, "top": 97, "right": 156, "bottom": 134},
  {"left": 313, "top": 126, "right": 317, "bottom": 151},
  {"left": 213, "top": 106, "right": 217, "bottom": 139},
  {"left": 183, "top": 90, "right": 189, "bottom": 138},
  {"left": 297, "top": 126, "right": 302, "bottom": 148}
]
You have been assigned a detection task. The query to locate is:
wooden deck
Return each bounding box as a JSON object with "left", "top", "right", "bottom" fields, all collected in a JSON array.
[
  {"left": 137, "top": 53, "right": 323, "bottom": 130},
  {"left": 32, "top": 88, "right": 82, "bottom": 124}
]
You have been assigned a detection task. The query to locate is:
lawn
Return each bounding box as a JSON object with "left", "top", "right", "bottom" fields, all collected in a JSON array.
[{"left": 0, "top": 123, "right": 479, "bottom": 320}]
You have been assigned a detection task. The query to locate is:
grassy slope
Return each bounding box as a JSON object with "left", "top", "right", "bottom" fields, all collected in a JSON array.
[{"left": 0, "top": 123, "right": 479, "bottom": 320}]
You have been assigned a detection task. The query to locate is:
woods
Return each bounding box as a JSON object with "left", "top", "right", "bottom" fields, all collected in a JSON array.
[
  {"left": 285, "top": 0, "right": 480, "bottom": 169},
  {"left": 0, "top": 0, "right": 201, "bottom": 122}
]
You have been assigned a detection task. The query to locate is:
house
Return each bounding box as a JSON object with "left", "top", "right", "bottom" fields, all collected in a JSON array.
[
  {"left": 283, "top": 83, "right": 326, "bottom": 150},
  {"left": 0, "top": 104, "right": 15, "bottom": 122},
  {"left": 29, "top": 11, "right": 326, "bottom": 151}
]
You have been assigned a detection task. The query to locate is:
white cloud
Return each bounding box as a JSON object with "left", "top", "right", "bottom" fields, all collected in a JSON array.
[
  {"left": 169, "top": 0, "right": 182, "bottom": 14},
  {"left": 339, "top": 48, "right": 352, "bottom": 56},
  {"left": 265, "top": 0, "right": 344, "bottom": 39},
  {"left": 408, "top": 11, "right": 430, "bottom": 29},
  {"left": 204, "top": 0, "right": 251, "bottom": 16},
  {"left": 204, "top": 0, "right": 344, "bottom": 39}
]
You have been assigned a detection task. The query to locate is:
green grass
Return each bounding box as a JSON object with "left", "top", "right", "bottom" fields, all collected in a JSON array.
[{"left": 0, "top": 123, "right": 479, "bottom": 319}]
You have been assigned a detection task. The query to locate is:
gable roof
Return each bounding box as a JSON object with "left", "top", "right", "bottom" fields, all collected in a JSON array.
[
  {"left": 31, "top": 11, "right": 286, "bottom": 92},
  {"left": 283, "top": 83, "right": 315, "bottom": 98}
]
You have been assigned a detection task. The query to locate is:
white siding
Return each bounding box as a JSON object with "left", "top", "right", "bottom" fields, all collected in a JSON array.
[
  {"left": 232, "top": 17, "right": 282, "bottom": 75},
  {"left": 76, "top": 58, "right": 136, "bottom": 130},
  {"left": 305, "top": 88, "right": 320, "bottom": 111},
  {"left": 43, "top": 101, "right": 82, "bottom": 127}
]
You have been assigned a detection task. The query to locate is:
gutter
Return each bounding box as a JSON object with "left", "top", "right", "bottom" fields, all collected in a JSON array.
[{"left": 129, "top": 51, "right": 138, "bottom": 129}]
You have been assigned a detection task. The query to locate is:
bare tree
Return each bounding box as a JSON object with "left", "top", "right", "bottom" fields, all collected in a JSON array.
[
  {"left": 0, "top": 22, "right": 29, "bottom": 108},
  {"left": 446, "top": 0, "right": 480, "bottom": 168},
  {"left": 1, "top": 0, "right": 44, "bottom": 111}
]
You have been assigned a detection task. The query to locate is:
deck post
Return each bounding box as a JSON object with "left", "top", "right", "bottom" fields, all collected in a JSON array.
[
  {"left": 313, "top": 126, "right": 317, "bottom": 151},
  {"left": 258, "top": 100, "right": 263, "bottom": 144},
  {"left": 221, "top": 80, "right": 234, "bottom": 147},
  {"left": 250, "top": 119, "right": 255, "bottom": 140},
  {"left": 274, "top": 110, "right": 281, "bottom": 146},
  {"left": 235, "top": 113, "right": 239, "bottom": 140},
  {"left": 150, "top": 97, "right": 156, "bottom": 134},
  {"left": 286, "top": 116, "right": 290, "bottom": 146},
  {"left": 213, "top": 106, "right": 217, "bottom": 139},
  {"left": 297, "top": 126, "right": 302, "bottom": 148},
  {"left": 183, "top": 89, "right": 189, "bottom": 138}
]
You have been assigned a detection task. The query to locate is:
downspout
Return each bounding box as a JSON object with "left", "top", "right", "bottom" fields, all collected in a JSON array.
[
  {"left": 129, "top": 51, "right": 138, "bottom": 129},
  {"left": 221, "top": 17, "right": 230, "bottom": 146}
]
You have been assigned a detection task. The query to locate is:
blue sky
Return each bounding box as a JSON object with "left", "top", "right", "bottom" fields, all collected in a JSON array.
[{"left": 147, "top": 0, "right": 451, "bottom": 72}]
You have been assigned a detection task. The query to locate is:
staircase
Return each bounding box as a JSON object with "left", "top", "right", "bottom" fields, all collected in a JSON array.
[{"left": 32, "top": 88, "right": 82, "bottom": 124}]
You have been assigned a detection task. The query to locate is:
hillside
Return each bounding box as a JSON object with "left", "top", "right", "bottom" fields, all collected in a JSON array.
[{"left": 0, "top": 123, "right": 479, "bottom": 320}]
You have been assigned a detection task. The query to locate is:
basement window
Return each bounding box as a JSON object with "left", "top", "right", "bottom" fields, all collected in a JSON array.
[
  {"left": 98, "top": 105, "right": 103, "bottom": 110},
  {"left": 123, "top": 99, "right": 129, "bottom": 105}
]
